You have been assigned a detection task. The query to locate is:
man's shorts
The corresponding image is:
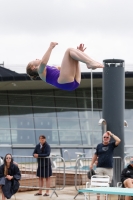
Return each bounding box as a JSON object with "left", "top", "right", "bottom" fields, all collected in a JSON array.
[{"left": 95, "top": 167, "right": 113, "bottom": 183}]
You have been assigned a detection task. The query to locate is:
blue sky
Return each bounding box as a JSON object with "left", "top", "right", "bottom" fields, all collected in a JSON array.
[{"left": 0, "top": 0, "right": 133, "bottom": 73}]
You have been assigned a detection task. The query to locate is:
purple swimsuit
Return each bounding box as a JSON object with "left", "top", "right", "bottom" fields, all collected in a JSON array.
[{"left": 46, "top": 65, "right": 79, "bottom": 91}]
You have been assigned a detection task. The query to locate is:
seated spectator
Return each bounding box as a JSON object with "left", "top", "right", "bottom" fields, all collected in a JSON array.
[
  {"left": 0, "top": 153, "right": 21, "bottom": 200},
  {"left": 121, "top": 157, "right": 133, "bottom": 200}
]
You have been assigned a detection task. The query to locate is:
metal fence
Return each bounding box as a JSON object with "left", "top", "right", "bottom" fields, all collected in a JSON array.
[
  {"left": 12, "top": 155, "right": 65, "bottom": 197},
  {"left": 74, "top": 157, "right": 92, "bottom": 199},
  {"left": 0, "top": 154, "right": 123, "bottom": 198}
]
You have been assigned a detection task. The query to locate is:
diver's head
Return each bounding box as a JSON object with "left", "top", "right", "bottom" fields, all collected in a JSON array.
[{"left": 26, "top": 59, "right": 41, "bottom": 80}]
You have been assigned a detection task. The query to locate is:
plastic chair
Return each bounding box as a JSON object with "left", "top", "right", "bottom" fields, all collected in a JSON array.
[{"left": 86, "top": 175, "right": 110, "bottom": 200}]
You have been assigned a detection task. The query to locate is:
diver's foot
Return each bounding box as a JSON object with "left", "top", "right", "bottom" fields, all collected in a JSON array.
[{"left": 87, "top": 61, "right": 104, "bottom": 70}]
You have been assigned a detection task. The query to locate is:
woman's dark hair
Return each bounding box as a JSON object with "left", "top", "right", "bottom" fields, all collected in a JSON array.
[
  {"left": 4, "top": 153, "right": 13, "bottom": 164},
  {"left": 26, "top": 63, "right": 39, "bottom": 80},
  {"left": 4, "top": 154, "right": 13, "bottom": 176},
  {"left": 39, "top": 135, "right": 46, "bottom": 152},
  {"left": 39, "top": 135, "right": 46, "bottom": 139}
]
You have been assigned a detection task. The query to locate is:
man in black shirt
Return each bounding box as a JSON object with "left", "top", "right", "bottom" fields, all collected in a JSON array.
[{"left": 90, "top": 131, "right": 121, "bottom": 182}]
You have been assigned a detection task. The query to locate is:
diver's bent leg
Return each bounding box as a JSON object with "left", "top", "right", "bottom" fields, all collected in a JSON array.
[{"left": 68, "top": 48, "right": 104, "bottom": 69}]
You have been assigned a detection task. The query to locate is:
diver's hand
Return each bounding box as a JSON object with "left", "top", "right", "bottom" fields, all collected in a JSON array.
[
  {"left": 77, "top": 43, "right": 86, "bottom": 52},
  {"left": 50, "top": 42, "right": 58, "bottom": 49}
]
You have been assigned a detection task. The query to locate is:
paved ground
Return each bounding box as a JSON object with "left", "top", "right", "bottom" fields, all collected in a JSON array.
[{"left": 8, "top": 186, "right": 119, "bottom": 200}]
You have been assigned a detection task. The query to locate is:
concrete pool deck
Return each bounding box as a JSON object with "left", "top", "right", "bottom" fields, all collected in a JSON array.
[{"left": 6, "top": 186, "right": 119, "bottom": 200}]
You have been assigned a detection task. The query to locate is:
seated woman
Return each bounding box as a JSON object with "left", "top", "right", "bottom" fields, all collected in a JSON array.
[
  {"left": 26, "top": 42, "right": 104, "bottom": 91},
  {"left": 0, "top": 153, "right": 21, "bottom": 200}
]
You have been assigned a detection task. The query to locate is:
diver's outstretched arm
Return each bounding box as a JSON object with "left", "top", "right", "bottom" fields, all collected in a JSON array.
[{"left": 38, "top": 42, "right": 58, "bottom": 74}]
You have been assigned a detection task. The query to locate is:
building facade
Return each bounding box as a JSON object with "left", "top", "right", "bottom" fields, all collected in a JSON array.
[{"left": 0, "top": 66, "right": 133, "bottom": 160}]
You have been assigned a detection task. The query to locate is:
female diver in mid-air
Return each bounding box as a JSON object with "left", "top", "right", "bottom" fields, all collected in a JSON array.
[{"left": 26, "top": 42, "right": 104, "bottom": 91}]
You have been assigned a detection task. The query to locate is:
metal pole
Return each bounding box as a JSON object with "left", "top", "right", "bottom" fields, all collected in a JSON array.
[{"left": 102, "top": 59, "right": 125, "bottom": 160}]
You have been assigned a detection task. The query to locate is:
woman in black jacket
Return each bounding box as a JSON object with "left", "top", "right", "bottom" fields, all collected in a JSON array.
[
  {"left": 33, "top": 135, "right": 52, "bottom": 196},
  {"left": 0, "top": 153, "right": 21, "bottom": 200}
]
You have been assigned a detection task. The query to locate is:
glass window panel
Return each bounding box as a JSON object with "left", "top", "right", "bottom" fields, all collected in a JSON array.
[
  {"left": 96, "top": 99, "right": 102, "bottom": 109},
  {"left": 124, "top": 147, "right": 133, "bottom": 157},
  {"left": 10, "top": 117, "right": 34, "bottom": 129},
  {"left": 78, "top": 110, "right": 92, "bottom": 118},
  {"left": 80, "top": 119, "right": 101, "bottom": 131},
  {"left": 56, "top": 108, "right": 78, "bottom": 118},
  {"left": 59, "top": 130, "right": 82, "bottom": 145},
  {"left": 0, "top": 106, "right": 9, "bottom": 116},
  {"left": 0, "top": 91, "right": 7, "bottom": 94},
  {"left": 55, "top": 97, "right": 77, "bottom": 108},
  {"left": 0, "top": 95, "right": 8, "bottom": 105},
  {"left": 58, "top": 119, "right": 80, "bottom": 130},
  {"left": 82, "top": 131, "right": 102, "bottom": 146},
  {"left": 9, "top": 106, "right": 33, "bottom": 116},
  {"left": 12, "top": 148, "right": 34, "bottom": 156},
  {"left": 32, "top": 89, "right": 54, "bottom": 96},
  {"left": 124, "top": 109, "right": 133, "bottom": 119},
  {"left": 8, "top": 94, "right": 32, "bottom": 106},
  {"left": 81, "top": 131, "right": 90, "bottom": 145},
  {"left": 62, "top": 148, "right": 84, "bottom": 160},
  {"left": 11, "top": 130, "right": 35, "bottom": 145},
  {"left": 124, "top": 131, "right": 133, "bottom": 145},
  {"left": 51, "top": 131, "right": 59, "bottom": 144},
  {"left": 99, "top": 110, "right": 102, "bottom": 119},
  {"left": 35, "top": 130, "right": 59, "bottom": 145},
  {"left": 50, "top": 149, "right": 61, "bottom": 156},
  {"left": 0, "top": 147, "right": 12, "bottom": 157},
  {"left": 34, "top": 117, "right": 57, "bottom": 129},
  {"left": 76, "top": 89, "right": 87, "bottom": 97},
  {"left": 96, "top": 89, "right": 102, "bottom": 98},
  {"left": 77, "top": 98, "right": 90, "bottom": 108},
  {"left": 92, "top": 110, "right": 102, "bottom": 118},
  {"left": 11, "top": 129, "right": 17, "bottom": 144},
  {"left": 0, "top": 105, "right": 9, "bottom": 116},
  {"left": 33, "top": 108, "right": 56, "bottom": 117},
  {"left": 0, "top": 129, "right": 11, "bottom": 144},
  {"left": 54, "top": 89, "right": 76, "bottom": 97},
  {"left": 76, "top": 88, "right": 98, "bottom": 98},
  {"left": 78, "top": 110, "right": 101, "bottom": 119},
  {"left": 125, "top": 92, "right": 133, "bottom": 100},
  {"left": 12, "top": 149, "right": 34, "bottom": 163},
  {"left": 32, "top": 96, "right": 55, "bottom": 107},
  {"left": 8, "top": 91, "right": 31, "bottom": 95},
  {"left": 125, "top": 101, "right": 133, "bottom": 109},
  {"left": 0, "top": 95, "right": 8, "bottom": 115},
  {"left": 125, "top": 88, "right": 133, "bottom": 93},
  {"left": 84, "top": 149, "right": 96, "bottom": 158},
  {"left": 77, "top": 98, "right": 102, "bottom": 109},
  {"left": 0, "top": 117, "right": 10, "bottom": 128}
]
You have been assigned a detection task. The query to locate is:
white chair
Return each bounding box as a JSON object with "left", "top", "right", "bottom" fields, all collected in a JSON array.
[{"left": 86, "top": 175, "right": 110, "bottom": 200}]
